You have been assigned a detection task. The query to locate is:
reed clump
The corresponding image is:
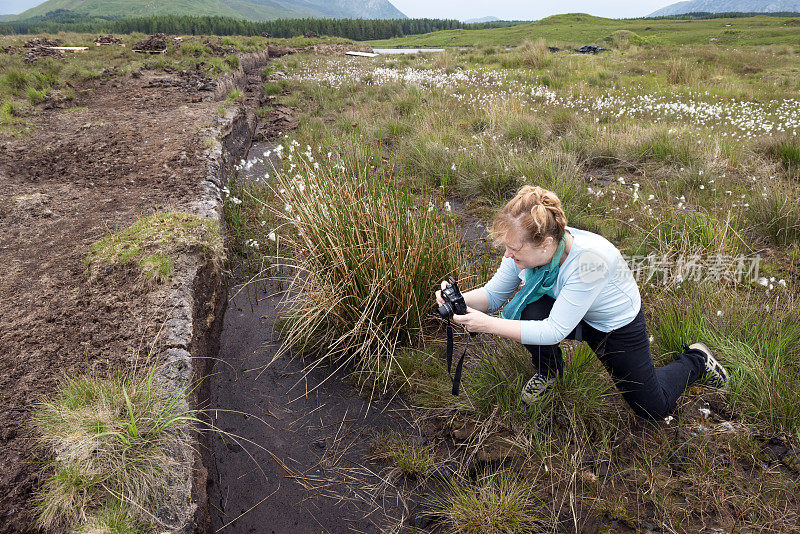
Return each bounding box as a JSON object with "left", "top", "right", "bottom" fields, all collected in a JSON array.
[{"left": 273, "top": 148, "right": 478, "bottom": 389}]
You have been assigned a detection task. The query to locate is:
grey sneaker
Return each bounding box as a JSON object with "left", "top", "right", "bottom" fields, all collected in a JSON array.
[
  {"left": 521, "top": 373, "right": 556, "bottom": 406},
  {"left": 687, "top": 342, "right": 729, "bottom": 389}
]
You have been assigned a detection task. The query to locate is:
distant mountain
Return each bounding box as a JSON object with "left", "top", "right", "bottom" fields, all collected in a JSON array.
[
  {"left": 11, "top": 0, "right": 407, "bottom": 21},
  {"left": 650, "top": 0, "right": 800, "bottom": 16},
  {"left": 463, "top": 16, "right": 499, "bottom": 23}
]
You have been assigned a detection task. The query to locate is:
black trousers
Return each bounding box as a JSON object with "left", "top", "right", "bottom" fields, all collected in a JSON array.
[{"left": 521, "top": 296, "right": 705, "bottom": 420}]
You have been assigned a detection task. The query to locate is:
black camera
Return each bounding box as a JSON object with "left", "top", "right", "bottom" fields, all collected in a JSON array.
[{"left": 436, "top": 277, "right": 468, "bottom": 319}]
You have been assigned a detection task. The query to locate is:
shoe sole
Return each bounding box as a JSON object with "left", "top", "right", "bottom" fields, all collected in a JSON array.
[
  {"left": 690, "top": 342, "right": 730, "bottom": 388},
  {"left": 521, "top": 378, "right": 555, "bottom": 406}
]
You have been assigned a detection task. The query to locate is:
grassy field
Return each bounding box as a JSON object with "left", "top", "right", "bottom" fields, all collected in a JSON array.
[
  {"left": 368, "top": 13, "right": 800, "bottom": 48},
  {"left": 229, "top": 32, "right": 800, "bottom": 532}
]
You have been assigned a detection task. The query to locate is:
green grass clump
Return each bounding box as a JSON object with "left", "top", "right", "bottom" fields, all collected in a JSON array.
[
  {"left": 180, "top": 41, "right": 211, "bottom": 57},
  {"left": 607, "top": 29, "right": 653, "bottom": 49},
  {"left": 393, "top": 87, "right": 422, "bottom": 116},
  {"left": 0, "top": 99, "right": 25, "bottom": 133},
  {"left": 371, "top": 433, "right": 437, "bottom": 478},
  {"left": 225, "top": 88, "right": 243, "bottom": 104},
  {"left": 499, "top": 39, "right": 552, "bottom": 70},
  {"left": 746, "top": 183, "right": 800, "bottom": 246},
  {"left": 708, "top": 304, "right": 800, "bottom": 436},
  {"left": 757, "top": 136, "right": 800, "bottom": 179},
  {"left": 633, "top": 210, "right": 743, "bottom": 257},
  {"left": 466, "top": 338, "right": 618, "bottom": 432},
  {"left": 73, "top": 504, "right": 142, "bottom": 534},
  {"left": 31, "top": 367, "right": 199, "bottom": 532},
  {"left": 652, "top": 286, "right": 800, "bottom": 437},
  {"left": 262, "top": 81, "right": 282, "bottom": 96},
  {"left": 2, "top": 67, "right": 29, "bottom": 95},
  {"left": 503, "top": 115, "right": 547, "bottom": 147},
  {"left": 625, "top": 128, "right": 703, "bottom": 168},
  {"left": 85, "top": 211, "right": 223, "bottom": 284},
  {"left": 224, "top": 54, "right": 239, "bottom": 69},
  {"left": 26, "top": 85, "right": 48, "bottom": 105},
  {"left": 433, "top": 471, "right": 541, "bottom": 534},
  {"left": 275, "top": 149, "right": 477, "bottom": 388}
]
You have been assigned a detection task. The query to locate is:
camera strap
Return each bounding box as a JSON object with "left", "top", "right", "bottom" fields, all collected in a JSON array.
[{"left": 446, "top": 320, "right": 472, "bottom": 396}]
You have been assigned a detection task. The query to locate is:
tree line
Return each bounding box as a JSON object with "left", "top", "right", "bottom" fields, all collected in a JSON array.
[{"left": 0, "top": 10, "right": 528, "bottom": 38}]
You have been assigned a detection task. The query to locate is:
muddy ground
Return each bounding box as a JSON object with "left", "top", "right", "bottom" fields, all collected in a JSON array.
[
  {"left": 0, "top": 70, "right": 221, "bottom": 532},
  {"left": 207, "top": 280, "right": 411, "bottom": 533}
]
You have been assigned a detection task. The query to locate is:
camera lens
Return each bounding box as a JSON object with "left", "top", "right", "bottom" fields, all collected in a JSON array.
[{"left": 437, "top": 302, "right": 454, "bottom": 318}]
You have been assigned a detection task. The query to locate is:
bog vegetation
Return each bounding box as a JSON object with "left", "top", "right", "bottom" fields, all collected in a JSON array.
[
  {"left": 12, "top": 13, "right": 800, "bottom": 533},
  {"left": 228, "top": 28, "right": 800, "bottom": 532}
]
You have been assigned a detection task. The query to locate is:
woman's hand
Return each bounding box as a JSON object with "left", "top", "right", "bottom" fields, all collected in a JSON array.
[
  {"left": 435, "top": 279, "right": 448, "bottom": 307},
  {"left": 452, "top": 306, "right": 495, "bottom": 334}
]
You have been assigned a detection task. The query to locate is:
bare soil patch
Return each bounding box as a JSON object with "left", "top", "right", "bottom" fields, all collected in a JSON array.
[
  {"left": 207, "top": 280, "right": 410, "bottom": 532},
  {"left": 0, "top": 70, "right": 221, "bottom": 532}
]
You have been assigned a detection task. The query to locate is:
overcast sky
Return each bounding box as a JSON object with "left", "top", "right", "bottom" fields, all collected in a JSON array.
[{"left": 390, "top": 0, "right": 673, "bottom": 20}]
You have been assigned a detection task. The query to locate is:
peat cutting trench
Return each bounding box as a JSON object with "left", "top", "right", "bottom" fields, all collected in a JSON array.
[
  {"left": 204, "top": 153, "right": 411, "bottom": 532},
  {"left": 206, "top": 279, "right": 408, "bottom": 533}
]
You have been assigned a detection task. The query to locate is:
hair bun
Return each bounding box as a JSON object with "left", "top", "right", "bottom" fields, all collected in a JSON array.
[{"left": 490, "top": 185, "right": 568, "bottom": 246}]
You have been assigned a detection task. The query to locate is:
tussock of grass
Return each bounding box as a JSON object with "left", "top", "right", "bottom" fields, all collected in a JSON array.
[
  {"left": 652, "top": 285, "right": 800, "bottom": 436},
  {"left": 433, "top": 471, "right": 541, "bottom": 534},
  {"left": 502, "top": 115, "right": 547, "bottom": 147},
  {"left": 370, "top": 433, "right": 436, "bottom": 478},
  {"left": 756, "top": 135, "right": 800, "bottom": 179},
  {"left": 75, "top": 504, "right": 142, "bottom": 534},
  {"left": 707, "top": 303, "right": 800, "bottom": 435},
  {"left": 262, "top": 81, "right": 282, "bottom": 96},
  {"left": 274, "top": 149, "right": 477, "bottom": 389},
  {"left": 667, "top": 57, "right": 699, "bottom": 85},
  {"left": 499, "top": 39, "right": 552, "bottom": 70},
  {"left": 224, "top": 88, "right": 243, "bottom": 104},
  {"left": 624, "top": 127, "right": 704, "bottom": 168},
  {"left": 31, "top": 367, "right": 198, "bottom": 532},
  {"left": 634, "top": 209, "right": 744, "bottom": 257},
  {"left": 85, "top": 211, "right": 223, "bottom": 284},
  {"left": 459, "top": 338, "right": 621, "bottom": 439},
  {"left": 746, "top": 182, "right": 800, "bottom": 246},
  {"left": 393, "top": 86, "right": 423, "bottom": 116},
  {"left": 1, "top": 67, "right": 29, "bottom": 95}
]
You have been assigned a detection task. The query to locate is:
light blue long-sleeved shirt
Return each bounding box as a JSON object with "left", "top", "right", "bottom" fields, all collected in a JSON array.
[{"left": 482, "top": 226, "right": 641, "bottom": 346}]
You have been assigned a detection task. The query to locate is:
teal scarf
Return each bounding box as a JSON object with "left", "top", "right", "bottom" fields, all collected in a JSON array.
[{"left": 500, "top": 235, "right": 567, "bottom": 320}]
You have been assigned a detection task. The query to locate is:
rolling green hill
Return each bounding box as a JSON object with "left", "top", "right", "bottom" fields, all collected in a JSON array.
[
  {"left": 367, "top": 12, "right": 800, "bottom": 47},
  {"left": 12, "top": 0, "right": 406, "bottom": 21}
]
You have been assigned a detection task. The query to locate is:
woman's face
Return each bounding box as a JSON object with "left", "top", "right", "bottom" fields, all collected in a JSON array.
[{"left": 503, "top": 228, "right": 554, "bottom": 270}]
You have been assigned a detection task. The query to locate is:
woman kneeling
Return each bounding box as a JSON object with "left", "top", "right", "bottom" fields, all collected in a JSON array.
[{"left": 435, "top": 185, "right": 728, "bottom": 420}]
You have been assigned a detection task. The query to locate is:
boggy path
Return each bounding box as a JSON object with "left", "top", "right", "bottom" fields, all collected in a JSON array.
[{"left": 207, "top": 280, "right": 408, "bottom": 533}]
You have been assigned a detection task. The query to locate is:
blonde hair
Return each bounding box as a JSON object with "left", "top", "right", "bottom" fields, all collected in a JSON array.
[{"left": 491, "top": 186, "right": 567, "bottom": 247}]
